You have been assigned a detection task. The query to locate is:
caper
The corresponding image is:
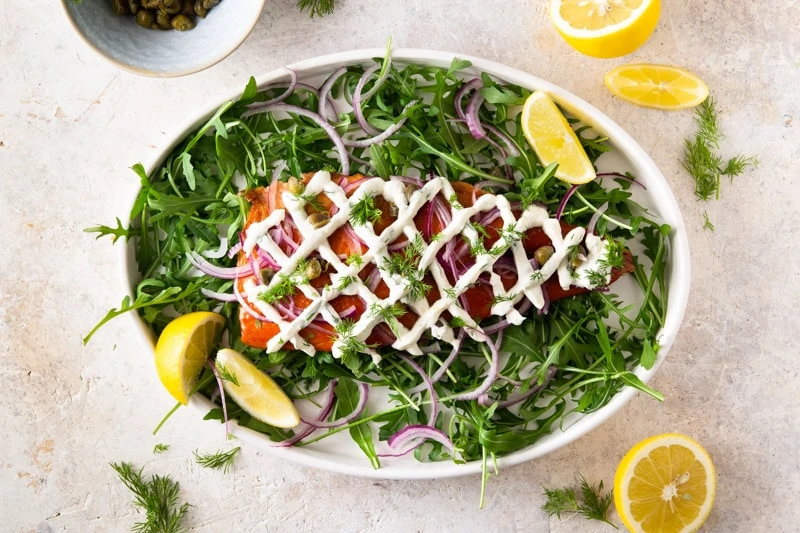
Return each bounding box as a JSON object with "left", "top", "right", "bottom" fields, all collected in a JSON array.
[
  {"left": 141, "top": 0, "right": 159, "bottom": 8},
  {"left": 155, "top": 10, "right": 172, "bottom": 28},
  {"left": 533, "top": 245, "right": 555, "bottom": 266},
  {"left": 389, "top": 204, "right": 399, "bottom": 218},
  {"left": 111, "top": 0, "right": 130, "bottom": 15},
  {"left": 180, "top": 0, "right": 196, "bottom": 14},
  {"left": 307, "top": 212, "right": 331, "bottom": 229},
  {"left": 259, "top": 268, "right": 275, "bottom": 284},
  {"left": 164, "top": 0, "right": 182, "bottom": 14},
  {"left": 193, "top": 0, "right": 208, "bottom": 17},
  {"left": 135, "top": 9, "right": 155, "bottom": 27},
  {"left": 170, "top": 13, "right": 195, "bottom": 30},
  {"left": 404, "top": 185, "right": 414, "bottom": 200},
  {"left": 287, "top": 176, "right": 304, "bottom": 195},
  {"left": 202, "top": 0, "right": 219, "bottom": 7},
  {"left": 570, "top": 245, "right": 588, "bottom": 269},
  {"left": 305, "top": 258, "right": 322, "bottom": 280},
  {"left": 127, "top": 0, "right": 140, "bottom": 14}
]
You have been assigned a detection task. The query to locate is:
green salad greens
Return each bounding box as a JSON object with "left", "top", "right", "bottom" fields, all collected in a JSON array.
[{"left": 88, "top": 48, "right": 670, "bottom": 501}]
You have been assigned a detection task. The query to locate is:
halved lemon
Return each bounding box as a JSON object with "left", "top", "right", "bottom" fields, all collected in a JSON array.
[
  {"left": 614, "top": 434, "right": 716, "bottom": 533},
  {"left": 605, "top": 64, "right": 710, "bottom": 110},
  {"left": 549, "top": 0, "right": 660, "bottom": 58},
  {"left": 215, "top": 348, "right": 300, "bottom": 428},
  {"left": 154, "top": 312, "right": 226, "bottom": 405},
  {"left": 521, "top": 90, "right": 596, "bottom": 185}
]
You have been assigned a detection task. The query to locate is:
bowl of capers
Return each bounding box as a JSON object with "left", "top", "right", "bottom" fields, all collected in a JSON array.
[{"left": 62, "top": 0, "right": 266, "bottom": 77}]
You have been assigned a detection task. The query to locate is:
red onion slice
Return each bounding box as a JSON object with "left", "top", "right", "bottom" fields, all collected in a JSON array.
[
  {"left": 187, "top": 251, "right": 253, "bottom": 279},
  {"left": 244, "top": 103, "right": 350, "bottom": 176},
  {"left": 387, "top": 425, "right": 455, "bottom": 452},
  {"left": 273, "top": 381, "right": 338, "bottom": 447},
  {"left": 451, "top": 328, "right": 499, "bottom": 401},
  {"left": 318, "top": 66, "right": 347, "bottom": 121},
  {"left": 587, "top": 201, "right": 609, "bottom": 235},
  {"left": 207, "top": 357, "right": 231, "bottom": 437},
  {"left": 303, "top": 382, "right": 369, "bottom": 428},
  {"left": 497, "top": 366, "right": 557, "bottom": 409},
  {"left": 342, "top": 101, "right": 416, "bottom": 148},
  {"left": 454, "top": 78, "right": 482, "bottom": 121},
  {"left": 555, "top": 184, "right": 580, "bottom": 221},
  {"left": 353, "top": 64, "right": 382, "bottom": 136},
  {"left": 246, "top": 68, "right": 298, "bottom": 108},
  {"left": 398, "top": 354, "right": 438, "bottom": 426},
  {"left": 465, "top": 92, "right": 487, "bottom": 139},
  {"left": 200, "top": 288, "right": 238, "bottom": 302}
]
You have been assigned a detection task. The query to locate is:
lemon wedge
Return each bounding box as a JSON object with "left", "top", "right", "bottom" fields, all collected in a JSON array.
[
  {"left": 605, "top": 64, "right": 710, "bottom": 110},
  {"left": 521, "top": 90, "right": 596, "bottom": 185},
  {"left": 614, "top": 433, "right": 716, "bottom": 533},
  {"left": 549, "top": 0, "right": 660, "bottom": 58},
  {"left": 215, "top": 348, "right": 300, "bottom": 428},
  {"left": 154, "top": 312, "right": 226, "bottom": 405}
]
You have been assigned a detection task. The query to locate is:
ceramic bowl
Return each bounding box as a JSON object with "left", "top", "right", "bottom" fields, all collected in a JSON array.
[
  {"left": 61, "top": 0, "right": 266, "bottom": 77},
  {"left": 119, "top": 48, "right": 691, "bottom": 478}
]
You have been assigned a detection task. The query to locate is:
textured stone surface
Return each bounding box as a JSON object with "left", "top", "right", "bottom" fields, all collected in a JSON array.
[{"left": 1, "top": 1, "right": 798, "bottom": 532}]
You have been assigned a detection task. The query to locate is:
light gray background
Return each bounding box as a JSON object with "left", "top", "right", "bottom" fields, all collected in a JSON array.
[{"left": 1, "top": 1, "right": 798, "bottom": 532}]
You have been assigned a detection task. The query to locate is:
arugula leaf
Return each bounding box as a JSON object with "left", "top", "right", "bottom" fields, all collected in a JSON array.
[{"left": 334, "top": 379, "right": 380, "bottom": 469}]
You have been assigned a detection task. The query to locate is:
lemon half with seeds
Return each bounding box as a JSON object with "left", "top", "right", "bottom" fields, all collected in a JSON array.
[
  {"left": 605, "top": 64, "right": 710, "bottom": 110},
  {"left": 154, "top": 312, "right": 226, "bottom": 405},
  {"left": 549, "top": 0, "right": 661, "bottom": 58},
  {"left": 614, "top": 434, "right": 716, "bottom": 533},
  {"left": 521, "top": 90, "right": 596, "bottom": 185}
]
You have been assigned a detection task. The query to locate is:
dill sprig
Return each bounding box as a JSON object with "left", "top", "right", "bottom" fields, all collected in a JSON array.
[
  {"left": 542, "top": 475, "right": 616, "bottom": 528},
  {"left": 702, "top": 210, "right": 715, "bottom": 231},
  {"left": 152, "top": 443, "right": 170, "bottom": 454},
  {"left": 297, "top": 0, "right": 336, "bottom": 17},
  {"left": 369, "top": 303, "right": 406, "bottom": 333},
  {"left": 193, "top": 447, "right": 240, "bottom": 474},
  {"left": 682, "top": 97, "right": 757, "bottom": 202},
  {"left": 110, "top": 462, "right": 189, "bottom": 533},
  {"left": 336, "top": 275, "right": 357, "bottom": 291},
  {"left": 258, "top": 274, "right": 296, "bottom": 304},
  {"left": 345, "top": 253, "right": 364, "bottom": 267},
  {"left": 215, "top": 361, "right": 239, "bottom": 387},
  {"left": 350, "top": 195, "right": 382, "bottom": 226},
  {"left": 382, "top": 235, "right": 430, "bottom": 301}
]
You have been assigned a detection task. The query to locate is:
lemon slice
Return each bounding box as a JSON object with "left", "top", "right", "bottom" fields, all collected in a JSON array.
[
  {"left": 521, "top": 91, "right": 596, "bottom": 185},
  {"left": 614, "top": 434, "right": 716, "bottom": 533},
  {"left": 549, "top": 0, "right": 660, "bottom": 58},
  {"left": 215, "top": 348, "right": 300, "bottom": 428},
  {"left": 605, "top": 64, "right": 710, "bottom": 110},
  {"left": 154, "top": 312, "right": 226, "bottom": 405}
]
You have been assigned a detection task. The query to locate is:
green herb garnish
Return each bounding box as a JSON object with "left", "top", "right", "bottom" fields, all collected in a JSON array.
[
  {"left": 110, "top": 462, "right": 189, "bottom": 533},
  {"left": 542, "top": 476, "right": 616, "bottom": 528},
  {"left": 193, "top": 447, "right": 240, "bottom": 473},
  {"left": 682, "top": 98, "right": 757, "bottom": 202},
  {"left": 152, "top": 443, "right": 170, "bottom": 454},
  {"left": 350, "top": 194, "right": 382, "bottom": 226}
]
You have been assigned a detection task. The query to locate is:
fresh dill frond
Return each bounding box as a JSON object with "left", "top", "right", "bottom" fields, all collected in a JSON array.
[
  {"left": 334, "top": 318, "right": 356, "bottom": 337},
  {"left": 530, "top": 271, "right": 544, "bottom": 283},
  {"left": 585, "top": 269, "right": 609, "bottom": 287},
  {"left": 297, "top": 0, "right": 336, "bottom": 17},
  {"left": 258, "top": 274, "right": 296, "bottom": 304},
  {"left": 694, "top": 98, "right": 721, "bottom": 147},
  {"left": 490, "top": 293, "right": 517, "bottom": 306},
  {"left": 369, "top": 303, "right": 406, "bottom": 333},
  {"left": 152, "top": 443, "right": 170, "bottom": 454},
  {"left": 443, "top": 287, "right": 458, "bottom": 299},
  {"left": 600, "top": 239, "right": 626, "bottom": 270},
  {"left": 215, "top": 361, "right": 239, "bottom": 387},
  {"left": 542, "top": 485, "right": 578, "bottom": 518},
  {"left": 448, "top": 193, "right": 463, "bottom": 210},
  {"left": 346, "top": 253, "right": 364, "bottom": 267},
  {"left": 577, "top": 476, "right": 616, "bottom": 527},
  {"left": 682, "top": 96, "right": 756, "bottom": 202},
  {"left": 449, "top": 316, "right": 467, "bottom": 328},
  {"left": 350, "top": 195, "right": 382, "bottom": 226},
  {"left": 383, "top": 235, "right": 430, "bottom": 301},
  {"left": 110, "top": 462, "right": 190, "bottom": 533},
  {"left": 336, "top": 275, "right": 357, "bottom": 291},
  {"left": 193, "top": 447, "right": 241, "bottom": 474},
  {"left": 542, "top": 476, "right": 616, "bottom": 528},
  {"left": 702, "top": 210, "right": 715, "bottom": 231},
  {"left": 429, "top": 232, "right": 443, "bottom": 242},
  {"left": 294, "top": 192, "right": 324, "bottom": 212}
]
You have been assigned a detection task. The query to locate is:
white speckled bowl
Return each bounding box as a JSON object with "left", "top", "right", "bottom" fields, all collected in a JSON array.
[{"left": 61, "top": 0, "right": 265, "bottom": 77}]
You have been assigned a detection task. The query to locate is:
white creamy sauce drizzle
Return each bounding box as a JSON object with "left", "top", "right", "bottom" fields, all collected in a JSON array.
[{"left": 243, "top": 171, "right": 611, "bottom": 360}]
